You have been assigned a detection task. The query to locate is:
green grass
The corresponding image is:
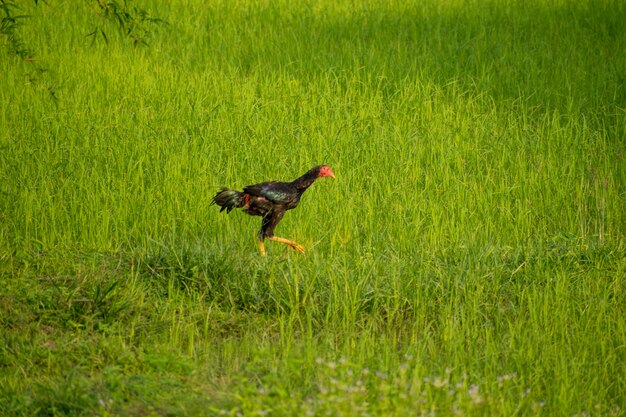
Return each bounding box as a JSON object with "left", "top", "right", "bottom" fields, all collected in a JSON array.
[{"left": 1, "top": 0, "right": 625, "bottom": 415}]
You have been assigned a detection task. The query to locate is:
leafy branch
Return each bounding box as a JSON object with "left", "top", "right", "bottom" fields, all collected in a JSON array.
[
  {"left": 0, "top": 0, "right": 34, "bottom": 59},
  {"left": 1, "top": 0, "right": 58, "bottom": 102},
  {"left": 88, "top": 0, "right": 167, "bottom": 46}
]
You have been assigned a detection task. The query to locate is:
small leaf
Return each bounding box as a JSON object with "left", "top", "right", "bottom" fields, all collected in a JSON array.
[{"left": 100, "top": 27, "right": 108, "bottom": 44}]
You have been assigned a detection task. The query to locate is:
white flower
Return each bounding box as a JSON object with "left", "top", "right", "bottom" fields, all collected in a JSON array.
[
  {"left": 468, "top": 384, "right": 484, "bottom": 405},
  {"left": 432, "top": 376, "right": 447, "bottom": 388}
]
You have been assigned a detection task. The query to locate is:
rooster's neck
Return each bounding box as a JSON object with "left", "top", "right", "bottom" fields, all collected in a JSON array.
[{"left": 291, "top": 167, "right": 321, "bottom": 190}]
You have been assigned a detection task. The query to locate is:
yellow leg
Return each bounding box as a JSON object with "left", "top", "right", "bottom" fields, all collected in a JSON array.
[
  {"left": 269, "top": 236, "right": 305, "bottom": 254},
  {"left": 258, "top": 240, "right": 267, "bottom": 256}
]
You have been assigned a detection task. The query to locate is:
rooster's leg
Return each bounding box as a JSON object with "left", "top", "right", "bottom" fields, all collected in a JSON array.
[
  {"left": 269, "top": 236, "right": 305, "bottom": 254},
  {"left": 258, "top": 239, "right": 267, "bottom": 256}
]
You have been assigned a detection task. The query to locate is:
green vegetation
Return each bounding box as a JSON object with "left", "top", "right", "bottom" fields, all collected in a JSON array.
[{"left": 1, "top": 0, "right": 624, "bottom": 415}]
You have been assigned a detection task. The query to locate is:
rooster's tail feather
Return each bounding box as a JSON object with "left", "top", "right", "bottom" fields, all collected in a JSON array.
[{"left": 212, "top": 188, "right": 245, "bottom": 213}]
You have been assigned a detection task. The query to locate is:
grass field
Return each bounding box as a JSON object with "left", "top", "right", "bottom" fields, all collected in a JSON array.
[{"left": 1, "top": 0, "right": 625, "bottom": 415}]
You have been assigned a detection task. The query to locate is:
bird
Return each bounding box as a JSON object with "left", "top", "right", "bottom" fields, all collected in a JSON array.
[{"left": 211, "top": 165, "right": 335, "bottom": 256}]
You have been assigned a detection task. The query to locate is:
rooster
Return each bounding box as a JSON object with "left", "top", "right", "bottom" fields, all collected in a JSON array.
[{"left": 212, "top": 165, "right": 335, "bottom": 255}]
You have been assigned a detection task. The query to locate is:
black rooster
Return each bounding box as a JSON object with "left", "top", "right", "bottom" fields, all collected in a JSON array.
[{"left": 212, "top": 165, "right": 335, "bottom": 255}]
